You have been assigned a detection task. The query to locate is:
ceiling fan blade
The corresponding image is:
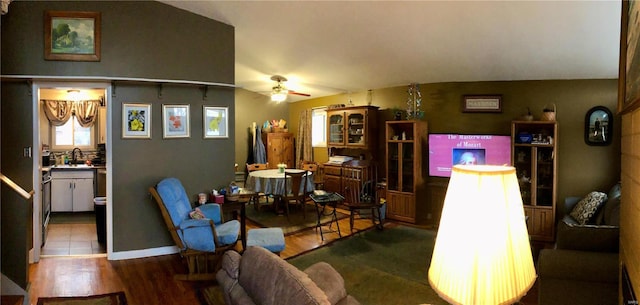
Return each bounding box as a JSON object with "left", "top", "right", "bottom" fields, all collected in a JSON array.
[{"left": 288, "top": 90, "right": 311, "bottom": 97}]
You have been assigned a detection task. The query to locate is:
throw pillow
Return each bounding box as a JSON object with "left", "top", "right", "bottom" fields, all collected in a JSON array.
[
  {"left": 569, "top": 191, "right": 608, "bottom": 225},
  {"left": 189, "top": 207, "right": 205, "bottom": 220}
]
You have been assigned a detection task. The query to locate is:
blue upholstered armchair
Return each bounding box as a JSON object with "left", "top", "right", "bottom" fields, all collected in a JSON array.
[{"left": 149, "top": 177, "right": 240, "bottom": 280}]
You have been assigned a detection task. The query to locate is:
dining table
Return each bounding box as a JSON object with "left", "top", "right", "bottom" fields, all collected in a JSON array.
[{"left": 245, "top": 168, "right": 315, "bottom": 198}]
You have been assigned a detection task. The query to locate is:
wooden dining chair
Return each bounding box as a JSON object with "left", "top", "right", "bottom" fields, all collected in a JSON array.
[
  {"left": 282, "top": 170, "right": 308, "bottom": 220},
  {"left": 301, "top": 161, "right": 324, "bottom": 190},
  {"left": 246, "top": 163, "right": 270, "bottom": 210},
  {"left": 343, "top": 161, "right": 384, "bottom": 232}
]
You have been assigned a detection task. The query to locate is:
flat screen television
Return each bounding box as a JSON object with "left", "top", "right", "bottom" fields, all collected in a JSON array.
[{"left": 428, "top": 134, "right": 512, "bottom": 177}]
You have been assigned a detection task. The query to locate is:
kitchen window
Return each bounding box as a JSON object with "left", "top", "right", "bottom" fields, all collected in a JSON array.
[{"left": 51, "top": 115, "right": 95, "bottom": 150}]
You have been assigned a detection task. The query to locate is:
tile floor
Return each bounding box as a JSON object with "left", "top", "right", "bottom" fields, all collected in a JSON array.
[{"left": 42, "top": 220, "right": 106, "bottom": 257}]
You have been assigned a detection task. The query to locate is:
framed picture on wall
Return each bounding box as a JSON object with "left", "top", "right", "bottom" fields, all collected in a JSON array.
[
  {"left": 44, "top": 11, "right": 101, "bottom": 61},
  {"left": 203, "top": 106, "right": 228, "bottom": 139},
  {"left": 462, "top": 95, "right": 503, "bottom": 113},
  {"left": 618, "top": 0, "right": 640, "bottom": 113},
  {"left": 163, "top": 104, "right": 190, "bottom": 138},
  {"left": 122, "top": 103, "right": 151, "bottom": 139}
]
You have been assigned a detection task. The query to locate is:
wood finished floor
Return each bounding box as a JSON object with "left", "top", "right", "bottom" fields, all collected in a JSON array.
[{"left": 27, "top": 206, "right": 539, "bottom": 305}]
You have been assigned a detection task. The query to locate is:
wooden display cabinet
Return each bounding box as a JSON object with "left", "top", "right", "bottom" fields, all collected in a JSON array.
[
  {"left": 327, "top": 105, "right": 378, "bottom": 153},
  {"left": 385, "top": 120, "right": 428, "bottom": 224},
  {"left": 263, "top": 132, "right": 294, "bottom": 169},
  {"left": 511, "top": 121, "right": 558, "bottom": 242}
]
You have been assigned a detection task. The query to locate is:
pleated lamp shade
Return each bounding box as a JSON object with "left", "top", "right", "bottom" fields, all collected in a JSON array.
[{"left": 428, "top": 165, "right": 536, "bottom": 305}]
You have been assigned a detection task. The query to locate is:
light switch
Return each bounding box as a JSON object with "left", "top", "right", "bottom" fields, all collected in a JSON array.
[{"left": 23, "top": 147, "right": 32, "bottom": 158}]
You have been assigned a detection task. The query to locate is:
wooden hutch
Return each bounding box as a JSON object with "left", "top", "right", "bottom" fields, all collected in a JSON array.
[
  {"left": 511, "top": 121, "right": 558, "bottom": 242},
  {"left": 323, "top": 105, "right": 379, "bottom": 197}
]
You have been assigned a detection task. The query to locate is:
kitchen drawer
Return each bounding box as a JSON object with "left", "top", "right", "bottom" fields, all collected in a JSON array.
[{"left": 51, "top": 169, "right": 94, "bottom": 179}]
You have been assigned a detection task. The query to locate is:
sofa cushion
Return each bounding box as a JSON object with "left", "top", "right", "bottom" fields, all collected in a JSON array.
[
  {"left": 221, "top": 250, "right": 242, "bottom": 279},
  {"left": 304, "top": 262, "right": 347, "bottom": 305},
  {"left": 239, "top": 246, "right": 331, "bottom": 305},
  {"left": 602, "top": 196, "right": 620, "bottom": 226},
  {"left": 569, "top": 191, "right": 607, "bottom": 225}
]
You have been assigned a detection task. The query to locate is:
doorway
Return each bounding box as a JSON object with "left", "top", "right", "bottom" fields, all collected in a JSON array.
[{"left": 32, "top": 82, "right": 112, "bottom": 261}]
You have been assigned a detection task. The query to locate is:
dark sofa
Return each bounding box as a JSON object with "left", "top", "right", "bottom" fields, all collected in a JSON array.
[{"left": 537, "top": 183, "right": 620, "bottom": 305}]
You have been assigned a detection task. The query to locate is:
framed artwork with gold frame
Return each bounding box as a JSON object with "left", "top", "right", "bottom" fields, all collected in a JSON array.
[
  {"left": 618, "top": 0, "right": 640, "bottom": 114},
  {"left": 44, "top": 11, "right": 101, "bottom": 61}
]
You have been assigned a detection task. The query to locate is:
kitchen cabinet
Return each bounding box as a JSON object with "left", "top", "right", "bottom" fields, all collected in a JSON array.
[
  {"left": 51, "top": 170, "right": 95, "bottom": 212},
  {"left": 263, "top": 132, "right": 294, "bottom": 169},
  {"left": 385, "top": 120, "right": 428, "bottom": 223},
  {"left": 322, "top": 164, "right": 343, "bottom": 194},
  {"left": 322, "top": 160, "right": 374, "bottom": 202},
  {"left": 327, "top": 106, "right": 378, "bottom": 159},
  {"left": 512, "top": 121, "right": 557, "bottom": 242}
]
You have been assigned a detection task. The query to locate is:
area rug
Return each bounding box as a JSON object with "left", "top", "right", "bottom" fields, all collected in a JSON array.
[
  {"left": 200, "top": 226, "right": 447, "bottom": 305},
  {"left": 245, "top": 202, "right": 349, "bottom": 235},
  {"left": 36, "top": 292, "right": 127, "bottom": 305},
  {"left": 288, "top": 225, "right": 447, "bottom": 305}
]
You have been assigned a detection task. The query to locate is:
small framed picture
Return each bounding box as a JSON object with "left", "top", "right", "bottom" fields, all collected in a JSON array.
[
  {"left": 203, "top": 106, "right": 228, "bottom": 139},
  {"left": 585, "top": 106, "right": 613, "bottom": 146},
  {"left": 122, "top": 103, "right": 151, "bottom": 139},
  {"left": 462, "top": 95, "right": 503, "bottom": 113},
  {"left": 44, "top": 11, "right": 101, "bottom": 61},
  {"left": 162, "top": 104, "right": 190, "bottom": 138}
]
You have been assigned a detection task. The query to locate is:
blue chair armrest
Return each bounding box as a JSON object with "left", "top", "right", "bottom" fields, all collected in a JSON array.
[
  {"left": 199, "top": 203, "right": 223, "bottom": 224},
  {"left": 179, "top": 218, "right": 212, "bottom": 230}
]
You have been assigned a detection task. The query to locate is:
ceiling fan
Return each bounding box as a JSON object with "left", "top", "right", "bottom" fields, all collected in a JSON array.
[{"left": 270, "top": 75, "right": 310, "bottom": 102}]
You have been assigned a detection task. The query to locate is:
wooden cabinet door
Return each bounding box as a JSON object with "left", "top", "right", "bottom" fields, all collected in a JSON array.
[
  {"left": 386, "top": 191, "right": 416, "bottom": 223},
  {"left": 322, "top": 165, "right": 342, "bottom": 194},
  {"left": 345, "top": 109, "right": 367, "bottom": 147},
  {"left": 327, "top": 111, "right": 345, "bottom": 146},
  {"left": 323, "top": 175, "right": 342, "bottom": 194},
  {"left": 266, "top": 133, "right": 294, "bottom": 168},
  {"left": 524, "top": 206, "right": 554, "bottom": 241},
  {"left": 72, "top": 178, "right": 95, "bottom": 212}
]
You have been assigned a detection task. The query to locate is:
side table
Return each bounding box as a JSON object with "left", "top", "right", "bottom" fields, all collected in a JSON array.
[
  {"left": 310, "top": 192, "right": 344, "bottom": 241},
  {"left": 221, "top": 200, "right": 247, "bottom": 250}
]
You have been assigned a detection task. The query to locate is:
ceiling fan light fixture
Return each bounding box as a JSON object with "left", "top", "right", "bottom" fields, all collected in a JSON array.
[{"left": 271, "top": 90, "right": 287, "bottom": 102}]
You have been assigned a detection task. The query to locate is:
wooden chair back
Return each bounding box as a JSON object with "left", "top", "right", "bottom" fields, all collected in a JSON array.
[
  {"left": 301, "top": 163, "right": 318, "bottom": 172},
  {"left": 301, "top": 161, "right": 324, "bottom": 189},
  {"left": 246, "top": 163, "right": 268, "bottom": 172},
  {"left": 343, "top": 162, "right": 378, "bottom": 207},
  {"left": 283, "top": 170, "right": 309, "bottom": 219},
  {"left": 149, "top": 185, "right": 187, "bottom": 251}
]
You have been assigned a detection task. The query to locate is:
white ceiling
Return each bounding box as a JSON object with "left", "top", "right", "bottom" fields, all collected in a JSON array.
[{"left": 161, "top": 0, "right": 622, "bottom": 102}]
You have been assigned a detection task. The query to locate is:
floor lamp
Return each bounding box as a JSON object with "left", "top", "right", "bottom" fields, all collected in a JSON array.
[{"left": 428, "top": 165, "right": 536, "bottom": 305}]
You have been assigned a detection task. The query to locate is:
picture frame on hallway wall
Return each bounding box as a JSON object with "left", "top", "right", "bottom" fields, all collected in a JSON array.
[
  {"left": 44, "top": 11, "right": 101, "bottom": 61},
  {"left": 618, "top": 0, "right": 640, "bottom": 114},
  {"left": 203, "top": 106, "right": 228, "bottom": 139},
  {"left": 122, "top": 103, "right": 151, "bottom": 139},
  {"left": 162, "top": 104, "right": 190, "bottom": 138}
]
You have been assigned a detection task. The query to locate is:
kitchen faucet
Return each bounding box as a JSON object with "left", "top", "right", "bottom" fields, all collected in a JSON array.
[{"left": 71, "top": 147, "right": 83, "bottom": 164}]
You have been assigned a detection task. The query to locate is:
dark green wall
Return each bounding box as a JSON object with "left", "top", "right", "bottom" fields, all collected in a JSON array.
[
  {"left": 291, "top": 79, "right": 621, "bottom": 223},
  {"left": 234, "top": 88, "right": 289, "bottom": 169},
  {"left": 1, "top": 0, "right": 235, "bottom": 265},
  {"left": 1, "top": 81, "right": 34, "bottom": 289},
  {"left": 1, "top": 0, "right": 234, "bottom": 84}
]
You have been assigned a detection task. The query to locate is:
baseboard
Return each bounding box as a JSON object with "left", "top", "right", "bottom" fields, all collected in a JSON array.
[{"left": 108, "top": 245, "right": 179, "bottom": 260}]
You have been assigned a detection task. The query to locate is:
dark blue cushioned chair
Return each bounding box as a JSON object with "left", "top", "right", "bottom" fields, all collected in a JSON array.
[{"left": 149, "top": 177, "right": 240, "bottom": 280}]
